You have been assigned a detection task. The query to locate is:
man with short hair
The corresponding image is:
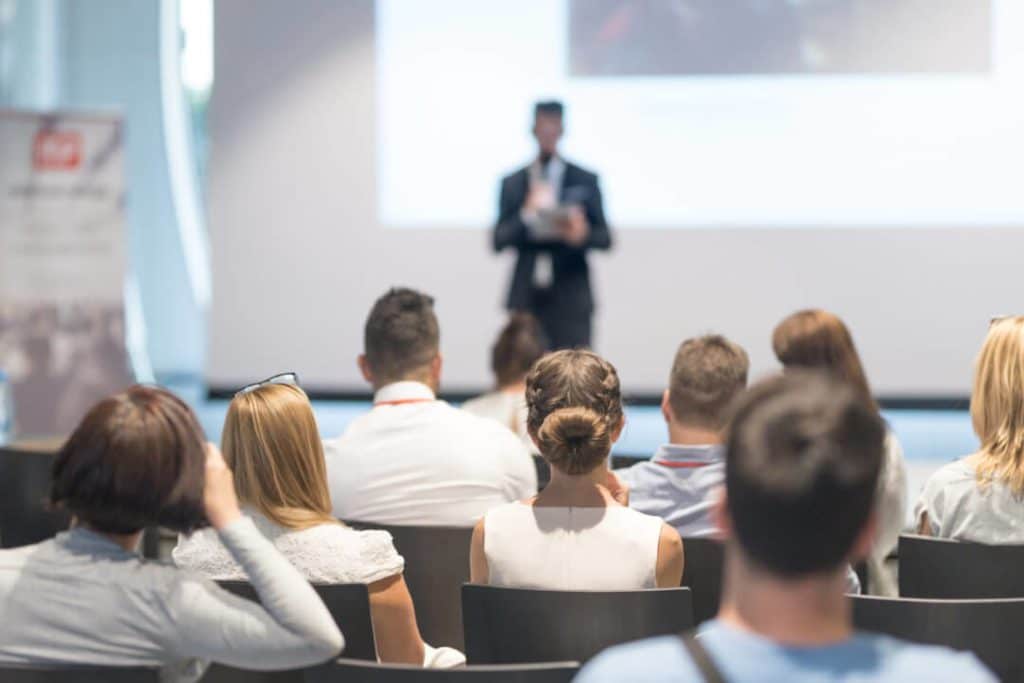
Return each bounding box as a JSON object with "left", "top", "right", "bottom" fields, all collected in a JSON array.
[
  {"left": 576, "top": 372, "right": 995, "bottom": 682},
  {"left": 324, "top": 288, "right": 537, "bottom": 526},
  {"left": 617, "top": 335, "right": 748, "bottom": 537}
]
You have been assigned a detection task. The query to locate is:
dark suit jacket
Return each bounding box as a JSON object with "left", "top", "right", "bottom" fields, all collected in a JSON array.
[{"left": 493, "top": 161, "right": 612, "bottom": 315}]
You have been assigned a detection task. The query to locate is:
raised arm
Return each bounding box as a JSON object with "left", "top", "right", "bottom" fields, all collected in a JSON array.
[
  {"left": 166, "top": 520, "right": 344, "bottom": 670},
  {"left": 161, "top": 446, "right": 343, "bottom": 671}
]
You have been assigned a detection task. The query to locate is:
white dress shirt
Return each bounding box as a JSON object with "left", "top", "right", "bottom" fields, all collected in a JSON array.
[{"left": 325, "top": 381, "right": 538, "bottom": 527}]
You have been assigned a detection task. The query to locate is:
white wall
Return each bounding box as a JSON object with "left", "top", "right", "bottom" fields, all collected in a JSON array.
[{"left": 207, "top": 0, "right": 1024, "bottom": 396}]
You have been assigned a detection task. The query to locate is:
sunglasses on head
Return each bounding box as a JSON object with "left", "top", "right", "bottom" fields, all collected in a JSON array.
[{"left": 235, "top": 372, "right": 300, "bottom": 397}]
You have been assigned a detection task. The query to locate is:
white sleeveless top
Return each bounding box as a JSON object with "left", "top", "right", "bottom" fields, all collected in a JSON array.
[{"left": 484, "top": 502, "right": 663, "bottom": 590}]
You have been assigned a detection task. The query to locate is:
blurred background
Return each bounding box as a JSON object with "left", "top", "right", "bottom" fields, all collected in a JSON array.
[{"left": 2, "top": 0, "right": 1019, "bottom": 517}]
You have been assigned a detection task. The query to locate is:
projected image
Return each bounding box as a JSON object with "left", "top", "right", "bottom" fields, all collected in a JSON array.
[{"left": 570, "top": 0, "right": 992, "bottom": 76}]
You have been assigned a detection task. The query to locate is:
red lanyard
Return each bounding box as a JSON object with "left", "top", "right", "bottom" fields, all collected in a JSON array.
[
  {"left": 655, "top": 460, "right": 713, "bottom": 469},
  {"left": 373, "top": 398, "right": 436, "bottom": 407}
]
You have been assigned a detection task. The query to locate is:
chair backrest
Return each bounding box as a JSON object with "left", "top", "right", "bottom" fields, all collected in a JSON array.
[
  {"left": 680, "top": 537, "right": 724, "bottom": 625},
  {"left": 462, "top": 584, "right": 694, "bottom": 665},
  {"left": 346, "top": 521, "right": 473, "bottom": 650},
  {"left": 0, "top": 665, "right": 159, "bottom": 682},
  {"left": 305, "top": 659, "right": 579, "bottom": 683},
  {"left": 0, "top": 447, "right": 70, "bottom": 548},
  {"left": 899, "top": 534, "right": 1024, "bottom": 599},
  {"left": 852, "top": 595, "right": 1024, "bottom": 681},
  {"left": 202, "top": 581, "right": 375, "bottom": 683}
]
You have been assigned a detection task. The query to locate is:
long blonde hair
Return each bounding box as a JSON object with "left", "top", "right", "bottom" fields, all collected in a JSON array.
[
  {"left": 972, "top": 316, "right": 1024, "bottom": 495},
  {"left": 222, "top": 383, "right": 337, "bottom": 529}
]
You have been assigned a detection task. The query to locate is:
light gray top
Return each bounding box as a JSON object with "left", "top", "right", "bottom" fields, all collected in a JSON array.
[
  {"left": 915, "top": 456, "right": 1024, "bottom": 542},
  {"left": 0, "top": 518, "right": 344, "bottom": 682},
  {"left": 617, "top": 443, "right": 726, "bottom": 539}
]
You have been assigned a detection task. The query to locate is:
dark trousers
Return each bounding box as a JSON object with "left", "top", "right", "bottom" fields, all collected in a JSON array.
[{"left": 528, "top": 289, "right": 592, "bottom": 350}]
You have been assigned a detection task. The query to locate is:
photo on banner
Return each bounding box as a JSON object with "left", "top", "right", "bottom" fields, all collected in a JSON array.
[{"left": 0, "top": 110, "right": 134, "bottom": 439}]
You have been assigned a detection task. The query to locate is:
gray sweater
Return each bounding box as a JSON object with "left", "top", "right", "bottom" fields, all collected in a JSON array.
[{"left": 0, "top": 518, "right": 344, "bottom": 682}]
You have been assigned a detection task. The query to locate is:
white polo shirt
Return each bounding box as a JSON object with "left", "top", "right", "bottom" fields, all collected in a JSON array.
[{"left": 324, "top": 381, "right": 538, "bottom": 527}]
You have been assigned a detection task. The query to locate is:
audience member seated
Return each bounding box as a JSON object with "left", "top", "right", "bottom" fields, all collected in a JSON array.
[
  {"left": 462, "top": 312, "right": 547, "bottom": 452},
  {"left": 0, "top": 386, "right": 342, "bottom": 682},
  {"left": 773, "top": 309, "right": 907, "bottom": 595},
  {"left": 173, "top": 379, "right": 462, "bottom": 667},
  {"left": 575, "top": 372, "right": 996, "bottom": 683},
  {"left": 916, "top": 315, "right": 1024, "bottom": 542},
  {"left": 616, "top": 333, "right": 859, "bottom": 593},
  {"left": 617, "top": 334, "right": 748, "bottom": 537},
  {"left": 325, "top": 288, "right": 537, "bottom": 526},
  {"left": 471, "top": 349, "right": 683, "bottom": 589}
]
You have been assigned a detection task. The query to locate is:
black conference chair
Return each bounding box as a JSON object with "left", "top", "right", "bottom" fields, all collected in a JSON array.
[
  {"left": 0, "top": 446, "right": 70, "bottom": 548},
  {"left": 899, "top": 534, "right": 1024, "bottom": 599},
  {"left": 346, "top": 521, "right": 473, "bottom": 650},
  {"left": 852, "top": 595, "right": 1024, "bottom": 682},
  {"left": 680, "top": 537, "right": 724, "bottom": 625},
  {"left": 203, "top": 581, "right": 376, "bottom": 683},
  {"left": 305, "top": 659, "right": 579, "bottom": 683},
  {"left": 0, "top": 665, "right": 158, "bottom": 682},
  {"left": 0, "top": 446, "right": 160, "bottom": 556},
  {"left": 462, "top": 584, "right": 694, "bottom": 664}
]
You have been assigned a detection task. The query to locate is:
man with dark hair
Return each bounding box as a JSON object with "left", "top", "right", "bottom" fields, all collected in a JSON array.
[
  {"left": 616, "top": 335, "right": 748, "bottom": 537},
  {"left": 324, "top": 288, "right": 537, "bottom": 526},
  {"left": 493, "top": 100, "right": 612, "bottom": 350},
  {"left": 577, "top": 372, "right": 995, "bottom": 683}
]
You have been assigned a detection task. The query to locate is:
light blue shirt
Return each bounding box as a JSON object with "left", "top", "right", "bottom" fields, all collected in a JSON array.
[
  {"left": 617, "top": 443, "right": 862, "bottom": 594},
  {"left": 574, "top": 619, "right": 996, "bottom": 683},
  {"left": 616, "top": 444, "right": 725, "bottom": 538}
]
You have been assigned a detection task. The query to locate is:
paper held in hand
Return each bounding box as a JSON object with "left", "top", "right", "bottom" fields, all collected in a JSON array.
[{"left": 528, "top": 205, "right": 574, "bottom": 242}]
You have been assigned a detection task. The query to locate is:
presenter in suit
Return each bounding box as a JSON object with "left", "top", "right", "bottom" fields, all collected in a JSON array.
[{"left": 493, "top": 100, "right": 612, "bottom": 350}]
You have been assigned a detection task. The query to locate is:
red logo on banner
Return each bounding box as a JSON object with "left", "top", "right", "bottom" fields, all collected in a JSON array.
[{"left": 32, "top": 131, "right": 83, "bottom": 170}]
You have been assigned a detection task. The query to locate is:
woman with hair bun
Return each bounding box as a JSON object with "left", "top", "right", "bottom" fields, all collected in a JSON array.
[{"left": 470, "top": 350, "right": 683, "bottom": 589}]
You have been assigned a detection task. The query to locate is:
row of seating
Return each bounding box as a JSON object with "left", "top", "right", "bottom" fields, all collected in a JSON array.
[
  {"left": 0, "top": 660, "right": 582, "bottom": 683},
  {"left": 144, "top": 582, "right": 1024, "bottom": 682}
]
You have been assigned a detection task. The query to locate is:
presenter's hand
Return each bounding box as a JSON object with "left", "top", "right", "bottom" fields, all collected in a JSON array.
[{"left": 561, "top": 205, "right": 589, "bottom": 247}]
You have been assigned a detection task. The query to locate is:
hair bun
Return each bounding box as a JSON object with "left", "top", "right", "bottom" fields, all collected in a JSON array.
[{"left": 537, "top": 406, "right": 610, "bottom": 475}]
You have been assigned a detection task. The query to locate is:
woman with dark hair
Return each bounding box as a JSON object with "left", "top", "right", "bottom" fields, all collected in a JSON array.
[
  {"left": 470, "top": 350, "right": 683, "bottom": 589},
  {"left": 772, "top": 310, "right": 908, "bottom": 596},
  {"left": 462, "top": 312, "right": 547, "bottom": 450},
  {"left": 0, "top": 386, "right": 342, "bottom": 681}
]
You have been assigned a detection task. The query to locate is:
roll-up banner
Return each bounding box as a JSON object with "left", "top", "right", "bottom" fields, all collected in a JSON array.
[{"left": 0, "top": 109, "right": 134, "bottom": 439}]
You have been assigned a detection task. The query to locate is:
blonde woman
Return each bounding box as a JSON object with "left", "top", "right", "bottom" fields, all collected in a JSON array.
[
  {"left": 916, "top": 316, "right": 1024, "bottom": 541},
  {"left": 173, "top": 377, "right": 462, "bottom": 667}
]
